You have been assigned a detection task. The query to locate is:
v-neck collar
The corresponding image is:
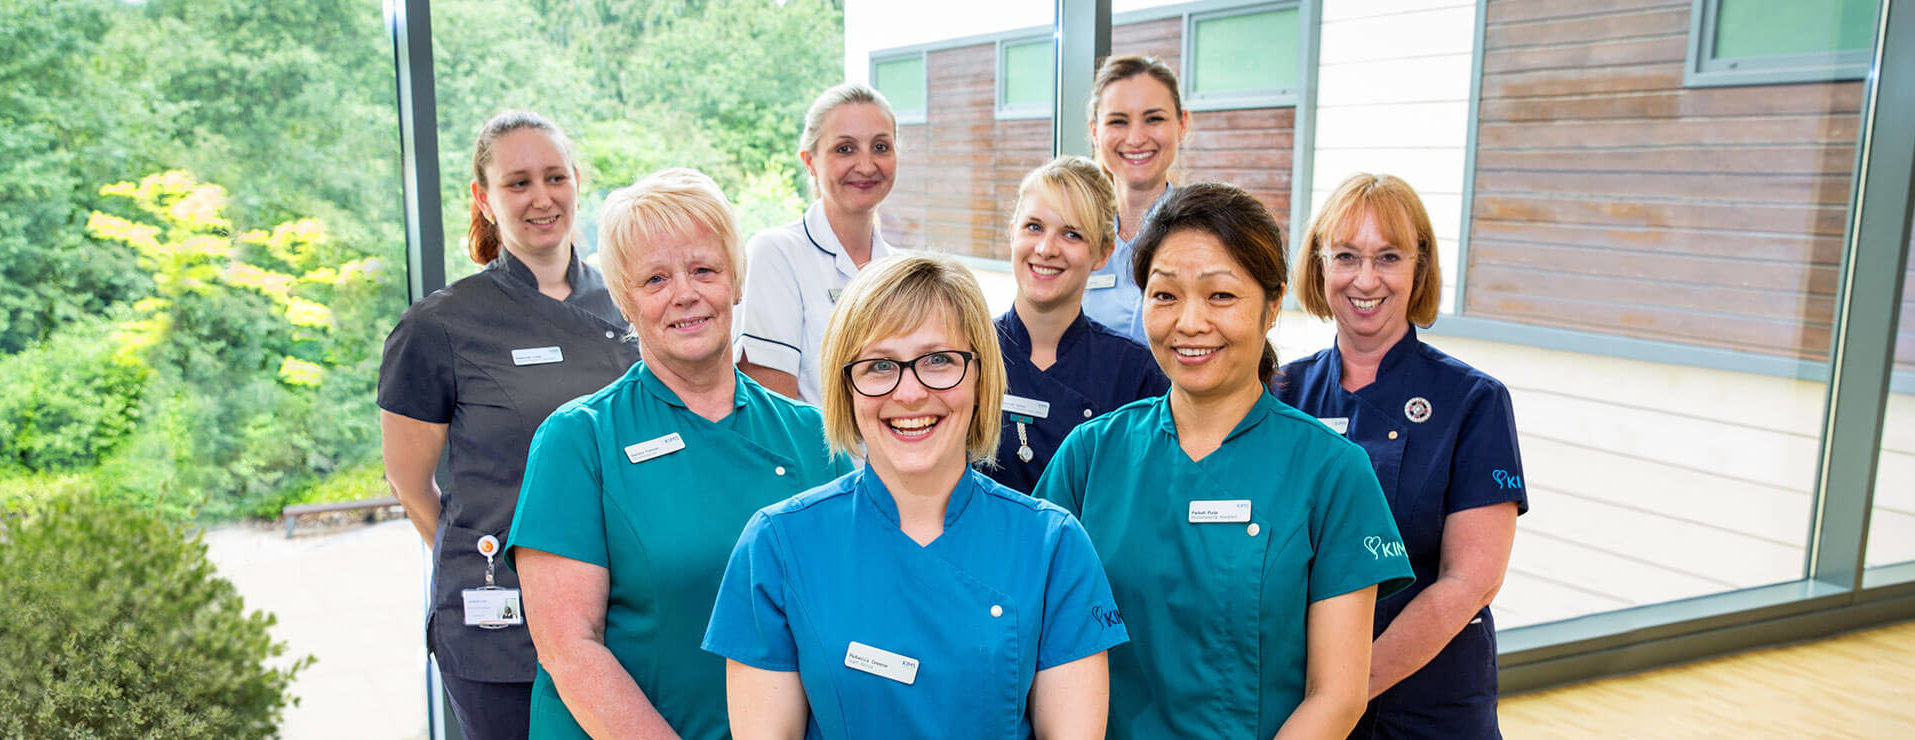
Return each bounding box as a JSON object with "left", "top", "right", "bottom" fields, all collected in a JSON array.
[
  {"left": 856, "top": 464, "right": 979, "bottom": 532},
  {"left": 1002, "top": 306, "right": 1092, "bottom": 370},
  {"left": 1325, "top": 327, "right": 1420, "bottom": 397},
  {"left": 493, "top": 246, "right": 588, "bottom": 299}
]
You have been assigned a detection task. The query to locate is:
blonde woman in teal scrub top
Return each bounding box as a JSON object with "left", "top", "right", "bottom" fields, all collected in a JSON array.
[
  {"left": 1037, "top": 183, "right": 1414, "bottom": 739},
  {"left": 507, "top": 169, "right": 850, "bottom": 739}
]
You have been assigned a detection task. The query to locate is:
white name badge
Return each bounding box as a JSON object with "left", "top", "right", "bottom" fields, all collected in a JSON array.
[
  {"left": 845, "top": 641, "right": 920, "bottom": 685},
  {"left": 462, "top": 588, "right": 523, "bottom": 628},
  {"left": 1001, "top": 393, "right": 1051, "bottom": 420},
  {"left": 1085, "top": 273, "right": 1117, "bottom": 290},
  {"left": 1319, "top": 417, "right": 1350, "bottom": 435},
  {"left": 1189, "top": 499, "right": 1253, "bottom": 523},
  {"left": 625, "top": 433, "right": 686, "bottom": 464},
  {"left": 511, "top": 346, "right": 563, "bottom": 366}
]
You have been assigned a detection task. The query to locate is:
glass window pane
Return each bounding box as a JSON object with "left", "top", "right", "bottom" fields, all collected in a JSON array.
[
  {"left": 1192, "top": 8, "right": 1299, "bottom": 95},
  {"left": 875, "top": 56, "right": 927, "bottom": 114},
  {"left": 1003, "top": 39, "right": 1054, "bottom": 109},
  {"left": 1714, "top": 0, "right": 1876, "bottom": 59},
  {"left": 1866, "top": 241, "right": 1915, "bottom": 574}
]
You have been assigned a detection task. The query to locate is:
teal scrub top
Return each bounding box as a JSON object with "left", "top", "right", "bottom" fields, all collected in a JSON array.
[
  {"left": 1035, "top": 392, "right": 1415, "bottom": 739},
  {"left": 507, "top": 362, "right": 851, "bottom": 740}
]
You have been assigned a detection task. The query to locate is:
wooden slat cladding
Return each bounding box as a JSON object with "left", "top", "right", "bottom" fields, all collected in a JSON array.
[
  {"left": 1467, "top": 0, "right": 1873, "bottom": 364},
  {"left": 877, "top": 16, "right": 1295, "bottom": 261}
]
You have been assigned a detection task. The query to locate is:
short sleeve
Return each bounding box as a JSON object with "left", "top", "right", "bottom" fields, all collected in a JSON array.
[
  {"left": 1447, "top": 379, "right": 1529, "bottom": 516},
  {"left": 1034, "top": 425, "right": 1092, "bottom": 516},
  {"left": 378, "top": 308, "right": 456, "bottom": 423},
  {"left": 1308, "top": 442, "right": 1415, "bottom": 602},
  {"left": 1036, "top": 515, "right": 1129, "bottom": 670},
  {"left": 736, "top": 231, "right": 804, "bottom": 376},
  {"left": 702, "top": 511, "right": 800, "bottom": 671},
  {"left": 505, "top": 407, "right": 607, "bottom": 571}
]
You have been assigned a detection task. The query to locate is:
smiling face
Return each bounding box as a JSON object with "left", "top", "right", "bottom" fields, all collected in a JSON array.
[
  {"left": 801, "top": 102, "right": 897, "bottom": 216},
  {"left": 1143, "top": 229, "right": 1279, "bottom": 402},
  {"left": 850, "top": 312, "right": 976, "bottom": 483},
  {"left": 1091, "top": 75, "right": 1188, "bottom": 194},
  {"left": 1011, "top": 188, "right": 1109, "bottom": 314},
  {"left": 626, "top": 226, "right": 739, "bottom": 377},
  {"left": 474, "top": 128, "right": 577, "bottom": 259},
  {"left": 1322, "top": 210, "right": 1415, "bottom": 348}
]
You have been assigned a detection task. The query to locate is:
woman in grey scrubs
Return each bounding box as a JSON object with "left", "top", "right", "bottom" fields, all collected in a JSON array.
[{"left": 378, "top": 110, "right": 639, "bottom": 740}]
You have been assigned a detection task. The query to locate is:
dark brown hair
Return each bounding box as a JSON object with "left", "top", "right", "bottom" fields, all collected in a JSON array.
[
  {"left": 466, "top": 110, "right": 577, "bottom": 265},
  {"left": 1129, "top": 182, "right": 1289, "bottom": 386}
]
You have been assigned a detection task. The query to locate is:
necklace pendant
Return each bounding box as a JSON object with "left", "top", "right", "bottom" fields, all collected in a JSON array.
[{"left": 1017, "top": 445, "right": 1034, "bottom": 463}]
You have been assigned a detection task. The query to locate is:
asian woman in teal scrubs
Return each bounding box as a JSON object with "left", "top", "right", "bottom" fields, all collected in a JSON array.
[
  {"left": 1036, "top": 183, "right": 1415, "bottom": 739},
  {"left": 705, "top": 254, "right": 1128, "bottom": 739},
  {"left": 507, "top": 168, "right": 851, "bottom": 739}
]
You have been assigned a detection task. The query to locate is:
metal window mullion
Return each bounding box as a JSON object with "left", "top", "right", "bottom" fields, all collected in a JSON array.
[
  {"left": 1806, "top": 0, "right": 1915, "bottom": 590},
  {"left": 1054, "top": 0, "right": 1111, "bottom": 158},
  {"left": 390, "top": 0, "right": 444, "bottom": 304}
]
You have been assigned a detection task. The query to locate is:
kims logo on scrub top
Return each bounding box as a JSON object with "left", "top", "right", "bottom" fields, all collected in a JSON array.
[{"left": 1363, "top": 535, "right": 1406, "bottom": 559}]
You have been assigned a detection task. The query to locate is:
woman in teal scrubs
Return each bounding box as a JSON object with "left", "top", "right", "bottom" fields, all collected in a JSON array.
[
  {"left": 704, "top": 254, "right": 1128, "bottom": 739},
  {"left": 1037, "top": 183, "right": 1415, "bottom": 739},
  {"left": 507, "top": 168, "right": 851, "bottom": 740}
]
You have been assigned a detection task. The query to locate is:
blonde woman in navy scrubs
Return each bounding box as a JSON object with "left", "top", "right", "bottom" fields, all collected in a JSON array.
[
  {"left": 705, "top": 255, "right": 1128, "bottom": 739},
  {"left": 507, "top": 169, "right": 851, "bottom": 739},
  {"left": 990, "top": 155, "right": 1168, "bottom": 493},
  {"left": 1275, "top": 174, "right": 1526, "bottom": 740},
  {"left": 736, "top": 82, "right": 899, "bottom": 403},
  {"left": 1037, "top": 183, "right": 1414, "bottom": 739},
  {"left": 1081, "top": 55, "right": 1191, "bottom": 344}
]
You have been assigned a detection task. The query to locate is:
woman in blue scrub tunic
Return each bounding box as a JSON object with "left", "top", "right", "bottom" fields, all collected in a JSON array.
[
  {"left": 991, "top": 156, "right": 1167, "bottom": 493},
  {"left": 1037, "top": 183, "right": 1414, "bottom": 739},
  {"left": 507, "top": 169, "right": 851, "bottom": 740},
  {"left": 706, "top": 255, "right": 1129, "bottom": 739},
  {"left": 1080, "top": 55, "right": 1190, "bottom": 344},
  {"left": 1274, "top": 174, "right": 1526, "bottom": 740}
]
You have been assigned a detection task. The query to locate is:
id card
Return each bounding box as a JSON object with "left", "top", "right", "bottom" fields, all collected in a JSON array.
[
  {"left": 1188, "top": 499, "right": 1253, "bottom": 523},
  {"left": 1085, "top": 273, "right": 1117, "bottom": 290},
  {"left": 511, "top": 346, "right": 563, "bottom": 366},
  {"left": 625, "top": 433, "right": 686, "bottom": 464},
  {"left": 1318, "top": 417, "right": 1349, "bottom": 435},
  {"left": 844, "top": 641, "right": 920, "bottom": 685},
  {"left": 1002, "top": 393, "right": 1051, "bottom": 420},
  {"left": 462, "top": 588, "right": 523, "bottom": 628}
]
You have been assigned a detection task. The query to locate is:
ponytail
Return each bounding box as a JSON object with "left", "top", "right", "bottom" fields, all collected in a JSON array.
[{"left": 467, "top": 200, "right": 500, "bottom": 265}]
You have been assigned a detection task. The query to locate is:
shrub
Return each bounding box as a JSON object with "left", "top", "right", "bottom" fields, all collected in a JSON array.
[
  {"left": 0, "top": 491, "right": 310, "bottom": 738},
  {"left": 0, "top": 318, "right": 147, "bottom": 472}
]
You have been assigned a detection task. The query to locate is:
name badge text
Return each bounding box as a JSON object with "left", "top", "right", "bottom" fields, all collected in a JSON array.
[
  {"left": 1085, "top": 273, "right": 1117, "bottom": 290},
  {"left": 1189, "top": 499, "right": 1253, "bottom": 523},
  {"left": 844, "top": 641, "right": 919, "bottom": 685},
  {"left": 511, "top": 346, "right": 563, "bottom": 366},
  {"left": 1001, "top": 394, "right": 1051, "bottom": 420},
  {"left": 625, "top": 433, "right": 686, "bottom": 464},
  {"left": 1319, "top": 417, "right": 1349, "bottom": 435}
]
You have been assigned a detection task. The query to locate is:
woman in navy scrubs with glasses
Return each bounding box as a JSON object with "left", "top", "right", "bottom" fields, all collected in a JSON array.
[
  {"left": 1275, "top": 173, "right": 1527, "bottom": 739},
  {"left": 705, "top": 254, "right": 1127, "bottom": 739},
  {"left": 990, "top": 156, "right": 1167, "bottom": 493}
]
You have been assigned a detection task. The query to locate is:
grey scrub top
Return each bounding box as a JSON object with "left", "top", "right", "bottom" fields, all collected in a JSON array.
[{"left": 378, "top": 248, "right": 639, "bottom": 682}]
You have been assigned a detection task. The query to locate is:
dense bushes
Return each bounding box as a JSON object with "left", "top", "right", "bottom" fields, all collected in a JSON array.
[
  {"left": 0, "top": 318, "right": 147, "bottom": 471},
  {"left": 0, "top": 491, "right": 309, "bottom": 738}
]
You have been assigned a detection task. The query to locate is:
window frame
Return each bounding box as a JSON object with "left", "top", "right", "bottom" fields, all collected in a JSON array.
[
  {"left": 995, "top": 34, "right": 1055, "bottom": 120},
  {"left": 869, "top": 50, "right": 930, "bottom": 125},
  {"left": 1180, "top": 1, "right": 1304, "bottom": 111},
  {"left": 1684, "top": 0, "right": 1876, "bottom": 87}
]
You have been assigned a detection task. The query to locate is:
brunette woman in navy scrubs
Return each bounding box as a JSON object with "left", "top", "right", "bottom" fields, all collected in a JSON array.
[
  {"left": 990, "top": 156, "right": 1166, "bottom": 493},
  {"left": 1275, "top": 173, "right": 1528, "bottom": 739},
  {"left": 705, "top": 255, "right": 1127, "bottom": 739}
]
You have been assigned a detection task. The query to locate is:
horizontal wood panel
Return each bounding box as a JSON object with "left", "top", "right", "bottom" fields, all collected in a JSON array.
[
  {"left": 1478, "top": 115, "right": 1859, "bottom": 149},
  {"left": 1488, "top": 8, "right": 1688, "bottom": 49},
  {"left": 1465, "top": 263, "right": 1836, "bottom": 324},
  {"left": 1479, "top": 84, "right": 1866, "bottom": 121},
  {"left": 1476, "top": 144, "right": 1856, "bottom": 177},
  {"left": 1473, "top": 194, "right": 1848, "bottom": 236},
  {"left": 1468, "top": 240, "right": 1842, "bottom": 296},
  {"left": 1482, "top": 35, "right": 1687, "bottom": 74},
  {"left": 1470, "top": 220, "right": 1842, "bottom": 264},
  {"left": 1483, "top": 63, "right": 1685, "bottom": 98},
  {"left": 1463, "top": 290, "right": 1833, "bottom": 358},
  {"left": 1476, "top": 170, "right": 1853, "bottom": 206},
  {"left": 1486, "top": 0, "right": 1683, "bottom": 25}
]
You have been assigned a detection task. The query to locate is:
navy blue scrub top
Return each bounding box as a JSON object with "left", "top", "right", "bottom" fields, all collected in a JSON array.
[
  {"left": 1277, "top": 329, "right": 1525, "bottom": 738},
  {"left": 986, "top": 307, "right": 1168, "bottom": 493},
  {"left": 378, "top": 248, "right": 639, "bottom": 682},
  {"left": 703, "top": 466, "right": 1130, "bottom": 740}
]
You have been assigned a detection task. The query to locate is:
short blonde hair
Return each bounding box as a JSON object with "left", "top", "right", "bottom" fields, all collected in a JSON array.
[
  {"left": 597, "top": 168, "right": 743, "bottom": 323},
  {"left": 1012, "top": 156, "right": 1118, "bottom": 259},
  {"left": 819, "top": 255, "right": 1005, "bottom": 465},
  {"left": 1297, "top": 173, "right": 1442, "bottom": 328}
]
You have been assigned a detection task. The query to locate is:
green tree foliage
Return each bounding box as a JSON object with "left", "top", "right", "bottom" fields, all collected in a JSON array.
[
  {"left": 0, "top": 318, "right": 147, "bottom": 472},
  {"left": 0, "top": 491, "right": 310, "bottom": 738}
]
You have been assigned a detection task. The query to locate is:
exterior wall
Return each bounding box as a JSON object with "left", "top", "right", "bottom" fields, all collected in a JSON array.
[
  {"left": 1312, "top": 0, "right": 1478, "bottom": 313},
  {"left": 1466, "top": 0, "right": 1864, "bottom": 360},
  {"left": 876, "top": 14, "right": 1296, "bottom": 260}
]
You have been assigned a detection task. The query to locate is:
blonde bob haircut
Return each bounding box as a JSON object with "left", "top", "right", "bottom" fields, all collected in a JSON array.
[
  {"left": 1013, "top": 155, "right": 1118, "bottom": 259},
  {"left": 1297, "top": 173, "right": 1443, "bottom": 328},
  {"left": 596, "top": 167, "right": 744, "bottom": 324},
  {"left": 819, "top": 254, "right": 1005, "bottom": 465}
]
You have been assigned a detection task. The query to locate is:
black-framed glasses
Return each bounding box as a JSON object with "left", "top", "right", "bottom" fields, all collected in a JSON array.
[{"left": 842, "top": 350, "right": 976, "bottom": 397}]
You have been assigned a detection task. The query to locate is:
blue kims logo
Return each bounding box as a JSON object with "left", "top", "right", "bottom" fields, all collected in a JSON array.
[{"left": 1492, "top": 469, "right": 1523, "bottom": 490}]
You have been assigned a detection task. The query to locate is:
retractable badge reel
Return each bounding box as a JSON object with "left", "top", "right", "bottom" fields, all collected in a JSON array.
[{"left": 462, "top": 535, "right": 524, "bottom": 629}]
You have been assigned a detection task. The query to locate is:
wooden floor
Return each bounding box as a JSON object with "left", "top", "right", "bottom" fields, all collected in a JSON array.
[{"left": 1500, "top": 620, "right": 1915, "bottom": 738}]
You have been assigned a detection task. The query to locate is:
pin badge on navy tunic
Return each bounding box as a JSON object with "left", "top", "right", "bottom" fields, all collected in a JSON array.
[
  {"left": 986, "top": 307, "right": 1167, "bottom": 493},
  {"left": 1275, "top": 327, "right": 1528, "bottom": 739},
  {"left": 378, "top": 247, "right": 638, "bottom": 683}
]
